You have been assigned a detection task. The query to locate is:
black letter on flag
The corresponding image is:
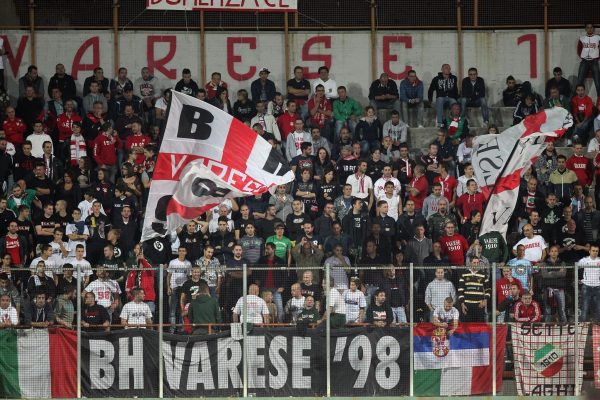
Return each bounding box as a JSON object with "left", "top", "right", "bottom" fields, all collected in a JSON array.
[
  {"left": 178, "top": 105, "right": 214, "bottom": 140},
  {"left": 262, "top": 148, "right": 290, "bottom": 177},
  {"left": 191, "top": 178, "right": 232, "bottom": 198}
]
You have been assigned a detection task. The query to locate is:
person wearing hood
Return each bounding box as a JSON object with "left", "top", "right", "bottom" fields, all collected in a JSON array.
[
  {"left": 427, "top": 64, "right": 459, "bottom": 127},
  {"left": 354, "top": 106, "right": 383, "bottom": 157},
  {"left": 399, "top": 69, "right": 424, "bottom": 127}
]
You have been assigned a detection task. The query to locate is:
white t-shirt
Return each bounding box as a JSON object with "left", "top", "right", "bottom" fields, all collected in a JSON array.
[
  {"left": 120, "top": 301, "right": 153, "bottom": 327},
  {"left": 343, "top": 290, "right": 366, "bottom": 323},
  {"left": 85, "top": 279, "right": 121, "bottom": 309},
  {"left": 26, "top": 133, "right": 53, "bottom": 159},
  {"left": 168, "top": 258, "right": 192, "bottom": 289},
  {"left": 374, "top": 176, "right": 401, "bottom": 199},
  {"left": 286, "top": 296, "right": 306, "bottom": 322},
  {"left": 49, "top": 241, "right": 67, "bottom": 268},
  {"left": 513, "top": 235, "right": 547, "bottom": 263},
  {"left": 327, "top": 288, "right": 347, "bottom": 315},
  {"left": 234, "top": 294, "right": 269, "bottom": 324},
  {"left": 346, "top": 173, "right": 373, "bottom": 200},
  {"left": 377, "top": 193, "right": 400, "bottom": 221},
  {"left": 30, "top": 256, "right": 60, "bottom": 278},
  {"left": 312, "top": 78, "right": 338, "bottom": 99},
  {"left": 433, "top": 306, "right": 460, "bottom": 324},
  {"left": 209, "top": 200, "right": 233, "bottom": 221},
  {"left": 0, "top": 306, "right": 18, "bottom": 326},
  {"left": 577, "top": 256, "right": 600, "bottom": 287},
  {"left": 65, "top": 257, "right": 93, "bottom": 279},
  {"left": 65, "top": 223, "right": 89, "bottom": 256}
]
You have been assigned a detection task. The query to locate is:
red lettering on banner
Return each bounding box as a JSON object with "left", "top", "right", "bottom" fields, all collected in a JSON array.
[
  {"left": 517, "top": 34, "right": 537, "bottom": 79},
  {"left": 148, "top": 36, "right": 177, "bottom": 79},
  {"left": 382, "top": 36, "right": 413, "bottom": 80},
  {"left": 227, "top": 37, "right": 257, "bottom": 81},
  {"left": 71, "top": 37, "right": 100, "bottom": 80},
  {"left": 301, "top": 36, "right": 332, "bottom": 79},
  {"left": 0, "top": 35, "right": 28, "bottom": 78}
]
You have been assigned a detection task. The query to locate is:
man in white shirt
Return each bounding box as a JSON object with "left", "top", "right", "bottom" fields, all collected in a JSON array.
[
  {"left": 26, "top": 122, "right": 53, "bottom": 158},
  {"left": 432, "top": 297, "right": 460, "bottom": 336},
  {"left": 233, "top": 284, "right": 270, "bottom": 324},
  {"left": 121, "top": 288, "right": 153, "bottom": 328},
  {"left": 318, "top": 277, "right": 347, "bottom": 328},
  {"left": 312, "top": 66, "right": 338, "bottom": 99},
  {"left": 30, "top": 244, "right": 59, "bottom": 278},
  {"left": 285, "top": 118, "right": 312, "bottom": 161},
  {"left": 251, "top": 100, "right": 281, "bottom": 142},
  {"left": 576, "top": 244, "right": 600, "bottom": 321},
  {"left": 513, "top": 224, "right": 547, "bottom": 263},
  {"left": 167, "top": 247, "right": 192, "bottom": 328},
  {"left": 346, "top": 160, "right": 373, "bottom": 210},
  {"left": 0, "top": 293, "right": 18, "bottom": 327},
  {"left": 66, "top": 208, "right": 89, "bottom": 256},
  {"left": 65, "top": 244, "right": 92, "bottom": 285},
  {"left": 49, "top": 228, "right": 69, "bottom": 269},
  {"left": 456, "top": 163, "right": 478, "bottom": 198},
  {"left": 83, "top": 267, "right": 121, "bottom": 321},
  {"left": 284, "top": 283, "right": 306, "bottom": 323},
  {"left": 377, "top": 181, "right": 401, "bottom": 221},
  {"left": 373, "top": 165, "right": 401, "bottom": 199}
]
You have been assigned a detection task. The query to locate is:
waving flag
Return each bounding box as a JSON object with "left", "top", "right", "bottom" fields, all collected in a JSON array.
[
  {"left": 141, "top": 91, "right": 294, "bottom": 241},
  {"left": 413, "top": 323, "right": 507, "bottom": 396},
  {"left": 471, "top": 108, "right": 572, "bottom": 238}
]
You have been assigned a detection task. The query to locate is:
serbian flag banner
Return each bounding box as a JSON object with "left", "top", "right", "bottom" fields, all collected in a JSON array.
[
  {"left": 471, "top": 108, "right": 572, "bottom": 238},
  {"left": 141, "top": 91, "right": 294, "bottom": 241},
  {"left": 512, "top": 323, "right": 586, "bottom": 396},
  {"left": 0, "top": 328, "right": 77, "bottom": 398},
  {"left": 413, "top": 323, "right": 507, "bottom": 396}
]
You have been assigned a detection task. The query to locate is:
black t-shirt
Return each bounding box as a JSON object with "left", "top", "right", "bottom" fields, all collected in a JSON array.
[
  {"left": 13, "top": 153, "right": 36, "bottom": 181},
  {"left": 178, "top": 230, "right": 204, "bottom": 262},
  {"left": 54, "top": 214, "right": 69, "bottom": 233},
  {"left": 285, "top": 212, "right": 310, "bottom": 240},
  {"left": 234, "top": 217, "right": 255, "bottom": 237},
  {"left": 366, "top": 303, "right": 393, "bottom": 325},
  {"left": 291, "top": 155, "right": 315, "bottom": 179},
  {"left": 367, "top": 159, "right": 387, "bottom": 182},
  {"left": 336, "top": 158, "right": 358, "bottom": 184},
  {"left": 85, "top": 213, "right": 110, "bottom": 243},
  {"left": 0, "top": 209, "right": 15, "bottom": 236},
  {"left": 35, "top": 215, "right": 58, "bottom": 245},
  {"left": 286, "top": 78, "right": 310, "bottom": 102},
  {"left": 28, "top": 176, "right": 54, "bottom": 204},
  {"left": 82, "top": 304, "right": 110, "bottom": 331},
  {"left": 143, "top": 237, "right": 171, "bottom": 265},
  {"left": 300, "top": 282, "right": 322, "bottom": 302},
  {"left": 174, "top": 79, "right": 200, "bottom": 97},
  {"left": 180, "top": 278, "right": 203, "bottom": 305},
  {"left": 257, "top": 217, "right": 284, "bottom": 240},
  {"left": 16, "top": 218, "right": 34, "bottom": 248}
]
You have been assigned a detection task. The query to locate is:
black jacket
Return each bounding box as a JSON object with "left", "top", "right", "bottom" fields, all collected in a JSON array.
[
  {"left": 368, "top": 79, "right": 399, "bottom": 100},
  {"left": 461, "top": 77, "right": 486, "bottom": 101},
  {"left": 428, "top": 73, "right": 459, "bottom": 101},
  {"left": 253, "top": 255, "right": 288, "bottom": 289},
  {"left": 48, "top": 74, "right": 78, "bottom": 101}
]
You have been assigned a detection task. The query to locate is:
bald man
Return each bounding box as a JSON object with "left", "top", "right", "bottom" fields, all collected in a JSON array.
[
  {"left": 513, "top": 224, "right": 548, "bottom": 263},
  {"left": 232, "top": 284, "right": 270, "bottom": 323}
]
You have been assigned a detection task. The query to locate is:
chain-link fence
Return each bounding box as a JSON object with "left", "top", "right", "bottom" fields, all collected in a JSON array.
[
  {"left": 2, "top": 0, "right": 599, "bottom": 30},
  {"left": 1, "top": 263, "right": 598, "bottom": 397}
]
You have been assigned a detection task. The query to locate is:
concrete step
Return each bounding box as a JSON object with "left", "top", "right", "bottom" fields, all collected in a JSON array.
[{"left": 379, "top": 106, "right": 516, "bottom": 128}]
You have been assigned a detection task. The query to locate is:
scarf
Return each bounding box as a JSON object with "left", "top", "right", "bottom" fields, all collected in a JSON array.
[{"left": 70, "top": 134, "right": 87, "bottom": 166}]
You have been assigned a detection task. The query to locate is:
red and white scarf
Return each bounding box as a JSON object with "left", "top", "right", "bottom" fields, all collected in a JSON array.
[{"left": 70, "top": 134, "right": 87, "bottom": 166}]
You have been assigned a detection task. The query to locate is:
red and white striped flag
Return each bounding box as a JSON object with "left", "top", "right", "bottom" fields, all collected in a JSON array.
[
  {"left": 471, "top": 108, "right": 572, "bottom": 238},
  {"left": 593, "top": 325, "right": 600, "bottom": 389},
  {"left": 141, "top": 91, "right": 294, "bottom": 241}
]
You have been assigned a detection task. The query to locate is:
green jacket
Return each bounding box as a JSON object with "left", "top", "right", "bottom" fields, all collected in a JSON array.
[
  {"left": 479, "top": 231, "right": 509, "bottom": 264},
  {"left": 188, "top": 294, "right": 222, "bottom": 324},
  {"left": 7, "top": 189, "right": 37, "bottom": 219},
  {"left": 296, "top": 307, "right": 320, "bottom": 323},
  {"left": 333, "top": 97, "right": 362, "bottom": 122}
]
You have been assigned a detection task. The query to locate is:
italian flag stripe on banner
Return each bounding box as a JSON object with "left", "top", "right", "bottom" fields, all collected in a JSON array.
[
  {"left": 413, "top": 323, "right": 507, "bottom": 396},
  {"left": 0, "top": 329, "right": 77, "bottom": 398}
]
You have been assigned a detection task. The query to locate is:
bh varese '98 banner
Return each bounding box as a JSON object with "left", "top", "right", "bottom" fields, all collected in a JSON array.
[
  {"left": 79, "top": 327, "right": 410, "bottom": 397},
  {"left": 141, "top": 91, "right": 294, "bottom": 241}
]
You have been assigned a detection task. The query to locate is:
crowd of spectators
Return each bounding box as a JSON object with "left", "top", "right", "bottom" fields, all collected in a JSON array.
[{"left": 2, "top": 24, "right": 600, "bottom": 333}]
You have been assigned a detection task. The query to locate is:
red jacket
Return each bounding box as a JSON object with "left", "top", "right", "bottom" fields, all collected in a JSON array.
[
  {"left": 125, "top": 258, "right": 156, "bottom": 302},
  {"left": 570, "top": 95, "right": 594, "bottom": 121},
  {"left": 408, "top": 175, "right": 428, "bottom": 210},
  {"left": 56, "top": 112, "right": 83, "bottom": 142},
  {"left": 566, "top": 154, "right": 593, "bottom": 186},
  {"left": 307, "top": 96, "right": 332, "bottom": 128},
  {"left": 277, "top": 112, "right": 298, "bottom": 141},
  {"left": 125, "top": 134, "right": 151, "bottom": 164},
  {"left": 439, "top": 233, "right": 469, "bottom": 266},
  {"left": 456, "top": 191, "right": 485, "bottom": 221},
  {"left": 2, "top": 117, "right": 27, "bottom": 145},
  {"left": 92, "top": 132, "right": 121, "bottom": 166},
  {"left": 514, "top": 300, "right": 542, "bottom": 322}
]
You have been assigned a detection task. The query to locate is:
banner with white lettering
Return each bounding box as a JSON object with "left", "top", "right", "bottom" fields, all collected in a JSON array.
[
  {"left": 146, "top": 0, "right": 298, "bottom": 12},
  {"left": 511, "top": 323, "right": 587, "bottom": 396},
  {"left": 81, "top": 327, "right": 410, "bottom": 397},
  {"left": 141, "top": 91, "right": 294, "bottom": 241},
  {"left": 471, "top": 108, "right": 572, "bottom": 238}
]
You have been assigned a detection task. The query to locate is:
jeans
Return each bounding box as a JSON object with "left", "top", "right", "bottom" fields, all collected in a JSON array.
[
  {"left": 392, "top": 306, "right": 407, "bottom": 323},
  {"left": 299, "top": 103, "right": 309, "bottom": 122},
  {"left": 265, "top": 288, "right": 284, "bottom": 322},
  {"left": 572, "top": 118, "right": 593, "bottom": 144},
  {"left": 435, "top": 97, "right": 457, "bottom": 125},
  {"left": 370, "top": 99, "right": 400, "bottom": 112},
  {"left": 543, "top": 288, "right": 566, "bottom": 323},
  {"left": 334, "top": 119, "right": 358, "bottom": 143},
  {"left": 359, "top": 140, "right": 381, "bottom": 158},
  {"left": 169, "top": 287, "right": 182, "bottom": 327},
  {"left": 580, "top": 284, "right": 600, "bottom": 322},
  {"left": 460, "top": 97, "right": 489, "bottom": 123},
  {"left": 400, "top": 100, "right": 424, "bottom": 126},
  {"left": 364, "top": 284, "right": 380, "bottom": 307},
  {"left": 577, "top": 59, "right": 600, "bottom": 97}
]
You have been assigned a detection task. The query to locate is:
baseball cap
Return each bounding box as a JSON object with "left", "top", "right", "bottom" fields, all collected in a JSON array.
[{"left": 259, "top": 67, "right": 271, "bottom": 74}]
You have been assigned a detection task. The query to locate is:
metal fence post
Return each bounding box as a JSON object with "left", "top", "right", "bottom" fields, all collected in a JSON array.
[
  {"left": 325, "top": 263, "right": 331, "bottom": 398},
  {"left": 491, "top": 262, "right": 497, "bottom": 396},
  {"left": 28, "top": 0, "right": 36, "bottom": 66},
  {"left": 158, "top": 264, "right": 164, "bottom": 398},
  {"left": 574, "top": 263, "right": 580, "bottom": 396},
  {"left": 242, "top": 263, "right": 248, "bottom": 398},
  {"left": 76, "top": 263, "right": 82, "bottom": 399},
  {"left": 409, "top": 262, "right": 414, "bottom": 397}
]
